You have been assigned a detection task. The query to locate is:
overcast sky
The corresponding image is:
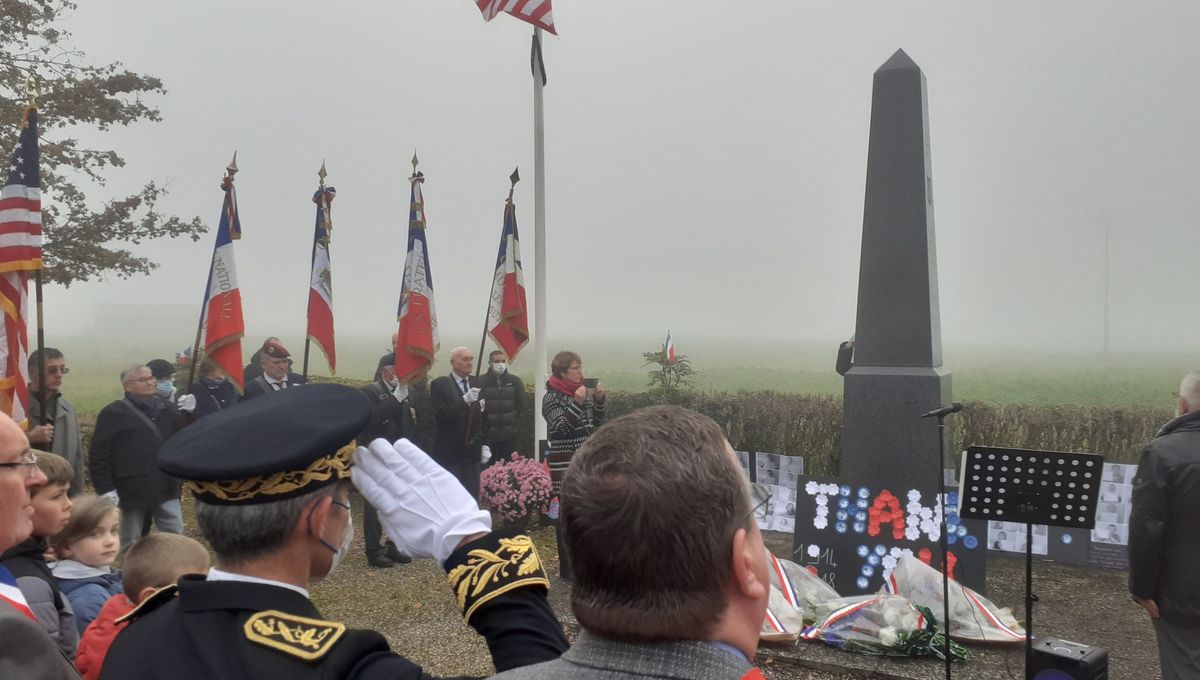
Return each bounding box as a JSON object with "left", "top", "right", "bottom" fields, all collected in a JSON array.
[{"left": 38, "top": 1, "right": 1200, "bottom": 358}]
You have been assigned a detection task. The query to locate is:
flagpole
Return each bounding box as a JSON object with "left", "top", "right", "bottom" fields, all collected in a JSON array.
[
  {"left": 23, "top": 80, "right": 48, "bottom": 428},
  {"left": 532, "top": 27, "right": 548, "bottom": 457},
  {"left": 301, "top": 161, "right": 327, "bottom": 382},
  {"left": 185, "top": 153, "right": 238, "bottom": 393}
]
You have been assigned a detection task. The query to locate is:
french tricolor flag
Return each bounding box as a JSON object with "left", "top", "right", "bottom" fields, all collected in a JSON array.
[
  {"left": 664, "top": 331, "right": 677, "bottom": 364},
  {"left": 394, "top": 167, "right": 439, "bottom": 384},
  {"left": 200, "top": 163, "right": 246, "bottom": 392},
  {"left": 306, "top": 184, "right": 336, "bottom": 374},
  {"left": 486, "top": 181, "right": 529, "bottom": 362}
]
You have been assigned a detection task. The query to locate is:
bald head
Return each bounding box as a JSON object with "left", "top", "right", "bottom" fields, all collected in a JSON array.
[
  {"left": 0, "top": 412, "right": 45, "bottom": 551},
  {"left": 1180, "top": 370, "right": 1200, "bottom": 414},
  {"left": 449, "top": 347, "right": 474, "bottom": 378}
]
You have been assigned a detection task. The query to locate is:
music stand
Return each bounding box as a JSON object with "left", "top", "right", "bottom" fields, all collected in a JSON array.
[{"left": 957, "top": 446, "right": 1103, "bottom": 680}]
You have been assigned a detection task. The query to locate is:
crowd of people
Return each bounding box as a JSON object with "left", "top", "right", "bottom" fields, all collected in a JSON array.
[{"left": 3, "top": 331, "right": 1195, "bottom": 679}]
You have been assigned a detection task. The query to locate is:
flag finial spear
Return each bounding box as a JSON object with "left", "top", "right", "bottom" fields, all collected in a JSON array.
[
  {"left": 411, "top": 151, "right": 419, "bottom": 176},
  {"left": 318, "top": 160, "right": 327, "bottom": 187},
  {"left": 508, "top": 167, "right": 520, "bottom": 201},
  {"left": 226, "top": 151, "right": 239, "bottom": 178}
]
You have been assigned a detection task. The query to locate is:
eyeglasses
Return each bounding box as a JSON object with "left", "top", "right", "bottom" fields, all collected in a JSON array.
[
  {"left": 0, "top": 449, "right": 39, "bottom": 476},
  {"left": 329, "top": 499, "right": 350, "bottom": 512},
  {"left": 743, "top": 482, "right": 772, "bottom": 524},
  {"left": 124, "top": 376, "right": 156, "bottom": 384}
]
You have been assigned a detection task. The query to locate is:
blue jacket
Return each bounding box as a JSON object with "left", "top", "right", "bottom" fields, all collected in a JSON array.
[{"left": 51, "top": 560, "right": 123, "bottom": 636}]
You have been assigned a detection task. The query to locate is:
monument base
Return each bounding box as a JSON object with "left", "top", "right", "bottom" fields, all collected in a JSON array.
[{"left": 841, "top": 365, "right": 952, "bottom": 485}]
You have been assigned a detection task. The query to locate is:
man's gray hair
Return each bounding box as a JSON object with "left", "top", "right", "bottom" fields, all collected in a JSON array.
[
  {"left": 195, "top": 486, "right": 329, "bottom": 565},
  {"left": 1181, "top": 370, "right": 1200, "bottom": 410},
  {"left": 120, "top": 364, "right": 147, "bottom": 383},
  {"left": 449, "top": 346, "right": 471, "bottom": 363}
]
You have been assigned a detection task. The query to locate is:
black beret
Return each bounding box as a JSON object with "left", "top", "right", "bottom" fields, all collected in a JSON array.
[
  {"left": 159, "top": 383, "right": 372, "bottom": 504},
  {"left": 378, "top": 353, "right": 396, "bottom": 369},
  {"left": 146, "top": 359, "right": 175, "bottom": 378}
]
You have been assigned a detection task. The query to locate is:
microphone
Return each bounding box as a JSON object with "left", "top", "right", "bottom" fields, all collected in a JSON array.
[{"left": 921, "top": 402, "right": 964, "bottom": 418}]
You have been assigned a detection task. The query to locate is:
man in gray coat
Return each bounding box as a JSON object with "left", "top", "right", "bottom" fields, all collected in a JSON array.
[
  {"left": 493, "top": 405, "right": 771, "bottom": 680},
  {"left": 25, "top": 348, "right": 85, "bottom": 495},
  {"left": 0, "top": 412, "right": 80, "bottom": 679}
]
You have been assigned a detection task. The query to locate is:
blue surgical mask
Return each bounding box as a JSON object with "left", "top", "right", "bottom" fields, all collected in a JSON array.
[{"left": 154, "top": 380, "right": 174, "bottom": 398}]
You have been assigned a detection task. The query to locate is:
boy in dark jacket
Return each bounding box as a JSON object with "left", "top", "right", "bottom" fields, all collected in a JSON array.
[{"left": 0, "top": 451, "right": 78, "bottom": 656}]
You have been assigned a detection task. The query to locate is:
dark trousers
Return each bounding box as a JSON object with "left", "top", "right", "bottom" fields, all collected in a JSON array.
[
  {"left": 435, "top": 457, "right": 481, "bottom": 500},
  {"left": 486, "top": 439, "right": 518, "bottom": 465},
  {"left": 361, "top": 496, "right": 385, "bottom": 558}
]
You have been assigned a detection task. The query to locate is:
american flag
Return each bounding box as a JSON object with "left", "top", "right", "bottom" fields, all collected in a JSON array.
[
  {"left": 486, "top": 185, "right": 529, "bottom": 361},
  {"left": 306, "top": 184, "right": 336, "bottom": 374},
  {"left": 201, "top": 167, "right": 246, "bottom": 392},
  {"left": 476, "top": 0, "right": 557, "bottom": 35},
  {"left": 394, "top": 169, "right": 439, "bottom": 384},
  {"left": 0, "top": 106, "right": 42, "bottom": 425}
]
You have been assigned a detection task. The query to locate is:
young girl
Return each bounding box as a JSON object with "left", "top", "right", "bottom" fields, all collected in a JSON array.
[{"left": 51, "top": 495, "right": 124, "bottom": 636}]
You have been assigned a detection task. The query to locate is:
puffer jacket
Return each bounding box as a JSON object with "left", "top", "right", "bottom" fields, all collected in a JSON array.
[
  {"left": 1129, "top": 408, "right": 1200, "bottom": 626},
  {"left": 75, "top": 591, "right": 134, "bottom": 680},
  {"left": 480, "top": 370, "right": 525, "bottom": 445},
  {"left": 52, "top": 559, "right": 124, "bottom": 636},
  {"left": 0, "top": 538, "right": 78, "bottom": 657}
]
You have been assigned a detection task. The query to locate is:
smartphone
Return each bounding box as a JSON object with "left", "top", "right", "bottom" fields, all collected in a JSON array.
[{"left": 583, "top": 378, "right": 599, "bottom": 389}]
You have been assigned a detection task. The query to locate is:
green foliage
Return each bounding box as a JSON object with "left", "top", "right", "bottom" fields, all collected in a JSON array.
[
  {"left": 641, "top": 348, "right": 696, "bottom": 400},
  {"left": 1, "top": 0, "right": 206, "bottom": 286}
]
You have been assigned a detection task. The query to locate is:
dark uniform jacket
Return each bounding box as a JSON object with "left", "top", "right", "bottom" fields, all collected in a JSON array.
[
  {"left": 189, "top": 378, "right": 240, "bottom": 419},
  {"left": 430, "top": 374, "right": 482, "bottom": 463},
  {"left": 358, "top": 381, "right": 416, "bottom": 445},
  {"left": 479, "top": 371, "right": 524, "bottom": 446},
  {"left": 100, "top": 531, "right": 568, "bottom": 680},
  {"left": 88, "top": 396, "right": 183, "bottom": 509},
  {"left": 1129, "top": 408, "right": 1200, "bottom": 626},
  {"left": 241, "top": 373, "right": 308, "bottom": 401}
]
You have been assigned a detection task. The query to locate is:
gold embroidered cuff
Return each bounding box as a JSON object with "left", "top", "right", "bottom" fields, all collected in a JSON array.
[{"left": 446, "top": 533, "right": 550, "bottom": 624}]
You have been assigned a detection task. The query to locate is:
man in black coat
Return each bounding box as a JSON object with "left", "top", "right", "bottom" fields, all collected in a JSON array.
[
  {"left": 100, "top": 384, "right": 567, "bottom": 680},
  {"left": 358, "top": 353, "right": 416, "bottom": 568},
  {"left": 480, "top": 350, "right": 525, "bottom": 463},
  {"left": 89, "top": 364, "right": 184, "bottom": 549},
  {"left": 1129, "top": 369, "right": 1200, "bottom": 678},
  {"left": 241, "top": 340, "right": 306, "bottom": 401},
  {"left": 429, "top": 346, "right": 483, "bottom": 499}
]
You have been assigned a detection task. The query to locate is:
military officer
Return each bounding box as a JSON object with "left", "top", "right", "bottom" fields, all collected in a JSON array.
[
  {"left": 101, "top": 384, "right": 567, "bottom": 679},
  {"left": 241, "top": 340, "right": 307, "bottom": 400}
]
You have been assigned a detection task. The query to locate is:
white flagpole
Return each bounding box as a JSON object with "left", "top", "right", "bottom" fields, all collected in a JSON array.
[{"left": 532, "top": 26, "right": 548, "bottom": 456}]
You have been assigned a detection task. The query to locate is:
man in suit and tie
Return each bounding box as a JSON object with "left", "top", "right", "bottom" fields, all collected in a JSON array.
[
  {"left": 492, "top": 406, "right": 772, "bottom": 680},
  {"left": 242, "top": 340, "right": 307, "bottom": 401},
  {"left": 429, "top": 347, "right": 484, "bottom": 499}
]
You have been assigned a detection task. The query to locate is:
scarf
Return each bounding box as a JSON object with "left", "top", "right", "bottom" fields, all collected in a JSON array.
[
  {"left": 548, "top": 375, "right": 584, "bottom": 398},
  {"left": 126, "top": 393, "right": 166, "bottom": 420}
]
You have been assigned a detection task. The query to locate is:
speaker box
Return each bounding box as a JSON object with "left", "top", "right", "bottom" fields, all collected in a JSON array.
[{"left": 1029, "top": 637, "right": 1109, "bottom": 680}]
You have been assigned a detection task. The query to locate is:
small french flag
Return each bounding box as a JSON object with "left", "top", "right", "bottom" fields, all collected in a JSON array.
[{"left": 663, "top": 331, "right": 677, "bottom": 364}]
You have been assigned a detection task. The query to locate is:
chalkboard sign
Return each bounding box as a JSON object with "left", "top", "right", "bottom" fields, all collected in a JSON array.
[{"left": 791, "top": 475, "right": 987, "bottom": 595}]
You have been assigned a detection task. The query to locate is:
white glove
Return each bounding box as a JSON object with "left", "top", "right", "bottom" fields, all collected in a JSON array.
[
  {"left": 480, "top": 445, "right": 492, "bottom": 464},
  {"left": 102, "top": 490, "right": 119, "bottom": 506},
  {"left": 391, "top": 383, "right": 409, "bottom": 403},
  {"left": 461, "top": 387, "right": 481, "bottom": 404},
  {"left": 352, "top": 438, "right": 492, "bottom": 566},
  {"left": 176, "top": 394, "right": 197, "bottom": 413}
]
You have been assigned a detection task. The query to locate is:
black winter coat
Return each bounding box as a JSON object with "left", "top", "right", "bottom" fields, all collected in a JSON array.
[
  {"left": 1129, "top": 409, "right": 1200, "bottom": 626},
  {"left": 358, "top": 381, "right": 417, "bottom": 445},
  {"left": 88, "top": 396, "right": 183, "bottom": 509},
  {"left": 480, "top": 370, "right": 524, "bottom": 445}
]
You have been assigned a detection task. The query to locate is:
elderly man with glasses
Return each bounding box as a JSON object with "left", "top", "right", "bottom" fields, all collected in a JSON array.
[
  {"left": 0, "top": 415, "right": 79, "bottom": 678},
  {"left": 88, "top": 364, "right": 186, "bottom": 549},
  {"left": 24, "top": 347, "right": 86, "bottom": 496}
]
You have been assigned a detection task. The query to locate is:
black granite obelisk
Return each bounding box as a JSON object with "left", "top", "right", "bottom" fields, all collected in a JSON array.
[{"left": 841, "top": 49, "right": 952, "bottom": 485}]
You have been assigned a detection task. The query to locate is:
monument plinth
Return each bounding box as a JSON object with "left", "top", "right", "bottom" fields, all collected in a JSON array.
[{"left": 841, "top": 49, "right": 952, "bottom": 485}]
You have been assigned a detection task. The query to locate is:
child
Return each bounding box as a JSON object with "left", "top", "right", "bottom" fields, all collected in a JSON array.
[
  {"left": 75, "top": 533, "right": 210, "bottom": 680},
  {"left": 0, "top": 451, "right": 78, "bottom": 657},
  {"left": 50, "top": 494, "right": 123, "bottom": 636}
]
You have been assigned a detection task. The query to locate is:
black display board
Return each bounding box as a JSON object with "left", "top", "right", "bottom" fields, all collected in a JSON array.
[{"left": 791, "top": 475, "right": 986, "bottom": 595}]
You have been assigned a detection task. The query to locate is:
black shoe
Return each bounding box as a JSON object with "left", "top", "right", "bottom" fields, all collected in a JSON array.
[
  {"left": 384, "top": 542, "right": 412, "bottom": 565},
  {"left": 367, "top": 553, "right": 395, "bottom": 568}
]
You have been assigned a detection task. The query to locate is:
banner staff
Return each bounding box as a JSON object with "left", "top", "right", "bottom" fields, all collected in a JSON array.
[
  {"left": 24, "top": 77, "right": 48, "bottom": 432},
  {"left": 302, "top": 161, "right": 336, "bottom": 380},
  {"left": 531, "top": 26, "right": 548, "bottom": 452}
]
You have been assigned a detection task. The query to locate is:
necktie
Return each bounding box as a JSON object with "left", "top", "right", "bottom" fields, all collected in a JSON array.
[{"left": 460, "top": 378, "right": 469, "bottom": 394}]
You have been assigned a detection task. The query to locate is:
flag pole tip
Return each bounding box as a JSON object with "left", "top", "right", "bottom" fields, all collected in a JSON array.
[
  {"left": 226, "top": 151, "right": 239, "bottom": 177},
  {"left": 318, "top": 160, "right": 328, "bottom": 185},
  {"left": 411, "top": 151, "right": 419, "bottom": 174},
  {"left": 510, "top": 167, "right": 520, "bottom": 186}
]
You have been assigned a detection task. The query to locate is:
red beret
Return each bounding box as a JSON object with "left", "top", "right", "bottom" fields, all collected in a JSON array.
[{"left": 262, "top": 340, "right": 290, "bottom": 359}]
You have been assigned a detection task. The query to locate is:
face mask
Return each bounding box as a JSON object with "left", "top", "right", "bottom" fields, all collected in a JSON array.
[
  {"left": 154, "top": 381, "right": 174, "bottom": 398},
  {"left": 491, "top": 362, "right": 507, "bottom": 374},
  {"left": 313, "top": 499, "right": 353, "bottom": 582},
  {"left": 202, "top": 376, "right": 225, "bottom": 388}
]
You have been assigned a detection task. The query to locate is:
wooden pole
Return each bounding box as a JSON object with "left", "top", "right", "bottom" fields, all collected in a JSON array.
[
  {"left": 34, "top": 271, "right": 47, "bottom": 427},
  {"left": 532, "top": 27, "right": 548, "bottom": 458}
]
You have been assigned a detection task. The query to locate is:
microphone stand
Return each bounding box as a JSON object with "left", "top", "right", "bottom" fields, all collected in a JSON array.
[{"left": 935, "top": 410, "right": 952, "bottom": 680}]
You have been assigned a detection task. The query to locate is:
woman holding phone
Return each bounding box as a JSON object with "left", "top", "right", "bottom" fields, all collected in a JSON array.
[{"left": 542, "top": 350, "right": 605, "bottom": 580}]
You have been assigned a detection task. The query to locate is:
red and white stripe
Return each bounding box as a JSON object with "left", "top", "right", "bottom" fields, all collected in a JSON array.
[
  {"left": 0, "top": 570, "right": 35, "bottom": 621},
  {"left": 475, "top": 0, "right": 557, "bottom": 35},
  {"left": 0, "top": 185, "right": 41, "bottom": 271}
]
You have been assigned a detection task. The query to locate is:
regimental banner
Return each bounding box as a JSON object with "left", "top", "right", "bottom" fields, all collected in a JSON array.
[
  {"left": 985, "top": 462, "right": 1133, "bottom": 570},
  {"left": 792, "top": 475, "right": 987, "bottom": 596}
]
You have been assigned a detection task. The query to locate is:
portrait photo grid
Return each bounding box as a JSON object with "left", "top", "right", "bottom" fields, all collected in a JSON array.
[{"left": 736, "top": 451, "right": 804, "bottom": 534}]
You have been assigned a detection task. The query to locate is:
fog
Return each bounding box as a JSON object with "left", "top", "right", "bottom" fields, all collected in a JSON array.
[{"left": 39, "top": 1, "right": 1200, "bottom": 361}]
